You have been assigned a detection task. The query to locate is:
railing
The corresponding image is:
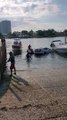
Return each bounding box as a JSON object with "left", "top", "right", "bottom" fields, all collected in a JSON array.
[{"left": 0, "top": 39, "right": 6, "bottom": 82}]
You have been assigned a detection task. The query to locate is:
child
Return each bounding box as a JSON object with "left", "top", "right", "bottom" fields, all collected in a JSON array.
[{"left": 8, "top": 51, "right": 16, "bottom": 76}]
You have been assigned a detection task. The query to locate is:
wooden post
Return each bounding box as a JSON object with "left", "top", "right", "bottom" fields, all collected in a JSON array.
[{"left": 0, "top": 38, "right": 6, "bottom": 82}]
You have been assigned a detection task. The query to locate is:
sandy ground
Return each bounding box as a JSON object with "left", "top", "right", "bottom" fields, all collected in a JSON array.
[{"left": 0, "top": 68, "right": 67, "bottom": 120}]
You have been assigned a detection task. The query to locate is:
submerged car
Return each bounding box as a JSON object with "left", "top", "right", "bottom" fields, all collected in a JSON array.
[{"left": 34, "top": 47, "right": 50, "bottom": 55}]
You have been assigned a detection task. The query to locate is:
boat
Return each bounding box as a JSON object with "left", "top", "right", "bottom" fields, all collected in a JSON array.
[
  {"left": 34, "top": 47, "right": 50, "bottom": 55},
  {"left": 12, "top": 39, "right": 22, "bottom": 55},
  {"left": 50, "top": 40, "right": 67, "bottom": 54}
]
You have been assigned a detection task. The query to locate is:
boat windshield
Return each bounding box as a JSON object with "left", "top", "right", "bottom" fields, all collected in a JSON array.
[
  {"left": 52, "top": 40, "right": 61, "bottom": 42},
  {"left": 14, "top": 40, "right": 18, "bottom": 44}
]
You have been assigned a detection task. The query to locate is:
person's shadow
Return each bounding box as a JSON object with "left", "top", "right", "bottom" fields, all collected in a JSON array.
[{"left": 0, "top": 71, "right": 11, "bottom": 98}]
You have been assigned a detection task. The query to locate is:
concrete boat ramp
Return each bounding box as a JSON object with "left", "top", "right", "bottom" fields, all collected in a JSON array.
[{"left": 0, "top": 68, "right": 67, "bottom": 120}]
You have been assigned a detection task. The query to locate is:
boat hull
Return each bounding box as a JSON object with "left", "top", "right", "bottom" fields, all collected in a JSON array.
[
  {"left": 54, "top": 48, "right": 67, "bottom": 54},
  {"left": 12, "top": 49, "right": 22, "bottom": 55},
  {"left": 12, "top": 40, "right": 22, "bottom": 55},
  {"left": 50, "top": 40, "right": 67, "bottom": 54},
  {"left": 12, "top": 46, "right": 22, "bottom": 55}
]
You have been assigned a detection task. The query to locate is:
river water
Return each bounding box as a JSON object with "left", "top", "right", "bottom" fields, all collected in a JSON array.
[{"left": 6, "top": 37, "right": 67, "bottom": 72}]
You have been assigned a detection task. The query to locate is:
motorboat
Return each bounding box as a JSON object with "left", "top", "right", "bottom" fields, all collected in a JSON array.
[
  {"left": 34, "top": 47, "right": 50, "bottom": 55},
  {"left": 12, "top": 39, "right": 22, "bottom": 55},
  {"left": 50, "top": 40, "right": 67, "bottom": 54}
]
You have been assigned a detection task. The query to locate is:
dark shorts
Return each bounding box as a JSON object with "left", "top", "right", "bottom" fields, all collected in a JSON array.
[{"left": 10, "top": 64, "right": 15, "bottom": 69}]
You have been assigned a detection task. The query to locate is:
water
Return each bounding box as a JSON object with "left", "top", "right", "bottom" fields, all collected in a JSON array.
[{"left": 6, "top": 37, "right": 67, "bottom": 71}]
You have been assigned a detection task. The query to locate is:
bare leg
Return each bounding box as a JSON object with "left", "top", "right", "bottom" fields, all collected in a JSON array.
[
  {"left": 10, "top": 68, "right": 12, "bottom": 76},
  {"left": 14, "top": 67, "right": 16, "bottom": 75}
]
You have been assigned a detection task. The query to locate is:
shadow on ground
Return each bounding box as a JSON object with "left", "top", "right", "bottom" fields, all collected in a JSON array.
[
  {"left": 12, "top": 74, "right": 29, "bottom": 86},
  {"left": 8, "top": 74, "right": 29, "bottom": 101},
  {"left": 0, "top": 71, "right": 11, "bottom": 98},
  {"left": 0, "top": 71, "right": 29, "bottom": 100}
]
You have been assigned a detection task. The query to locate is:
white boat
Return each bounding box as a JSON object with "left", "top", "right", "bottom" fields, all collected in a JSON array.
[{"left": 50, "top": 40, "right": 67, "bottom": 54}]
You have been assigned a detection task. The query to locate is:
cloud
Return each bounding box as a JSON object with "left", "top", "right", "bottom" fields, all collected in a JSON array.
[
  {"left": 13, "top": 21, "right": 67, "bottom": 32},
  {"left": 0, "top": 0, "right": 60, "bottom": 18},
  {"left": 0, "top": 0, "right": 66, "bottom": 31}
]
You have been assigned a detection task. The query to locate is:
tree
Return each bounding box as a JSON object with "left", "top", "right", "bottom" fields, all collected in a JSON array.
[
  {"left": 21, "top": 30, "right": 29, "bottom": 38},
  {"left": 36, "top": 30, "right": 45, "bottom": 37},
  {"left": 64, "top": 30, "right": 67, "bottom": 36},
  {"left": 28, "top": 30, "right": 34, "bottom": 37}
]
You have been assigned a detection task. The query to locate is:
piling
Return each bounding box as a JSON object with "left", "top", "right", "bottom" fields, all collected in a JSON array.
[{"left": 0, "top": 38, "right": 6, "bottom": 82}]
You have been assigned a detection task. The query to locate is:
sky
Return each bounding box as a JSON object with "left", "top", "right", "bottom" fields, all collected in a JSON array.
[{"left": 0, "top": 0, "right": 67, "bottom": 32}]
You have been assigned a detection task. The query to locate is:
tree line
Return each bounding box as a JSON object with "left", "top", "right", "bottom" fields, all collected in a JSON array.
[{"left": 0, "top": 29, "right": 67, "bottom": 38}]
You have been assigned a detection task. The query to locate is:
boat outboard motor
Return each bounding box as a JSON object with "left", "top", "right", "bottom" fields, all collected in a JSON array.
[{"left": 50, "top": 42, "right": 55, "bottom": 47}]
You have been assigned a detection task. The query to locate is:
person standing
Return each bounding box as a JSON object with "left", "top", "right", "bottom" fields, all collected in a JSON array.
[
  {"left": 8, "top": 51, "right": 16, "bottom": 76},
  {"left": 27, "top": 44, "right": 34, "bottom": 55}
]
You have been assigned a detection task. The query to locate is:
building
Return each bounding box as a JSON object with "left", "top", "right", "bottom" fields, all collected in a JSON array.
[{"left": 0, "top": 20, "right": 11, "bottom": 36}]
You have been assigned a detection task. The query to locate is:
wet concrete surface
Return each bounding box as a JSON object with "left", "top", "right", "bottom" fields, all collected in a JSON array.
[{"left": 0, "top": 68, "right": 67, "bottom": 120}]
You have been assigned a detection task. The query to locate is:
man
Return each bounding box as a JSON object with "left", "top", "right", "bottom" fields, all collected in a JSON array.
[
  {"left": 8, "top": 51, "right": 16, "bottom": 76},
  {"left": 27, "top": 44, "right": 34, "bottom": 54}
]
